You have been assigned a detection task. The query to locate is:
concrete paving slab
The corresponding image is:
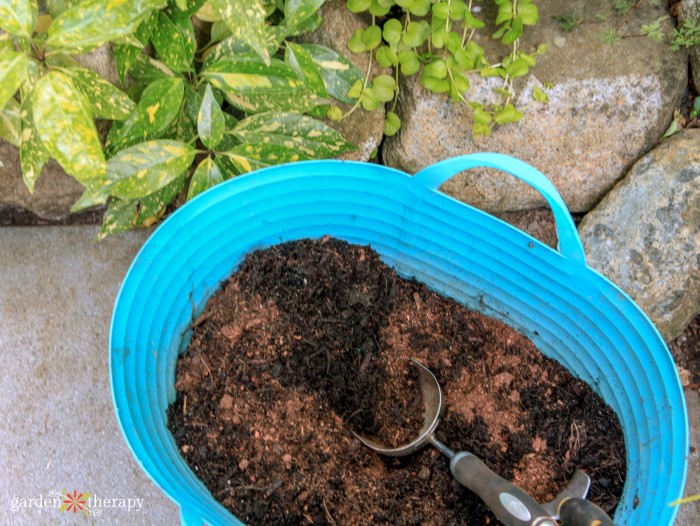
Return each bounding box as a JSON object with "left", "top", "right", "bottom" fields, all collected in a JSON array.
[
  {"left": 0, "top": 225, "right": 697, "bottom": 526},
  {"left": 0, "top": 226, "right": 180, "bottom": 525},
  {"left": 675, "top": 388, "right": 700, "bottom": 526}
]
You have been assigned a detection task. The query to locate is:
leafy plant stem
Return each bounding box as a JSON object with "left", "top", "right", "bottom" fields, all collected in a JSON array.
[
  {"left": 342, "top": 30, "right": 375, "bottom": 120},
  {"left": 615, "top": 0, "right": 645, "bottom": 32}
]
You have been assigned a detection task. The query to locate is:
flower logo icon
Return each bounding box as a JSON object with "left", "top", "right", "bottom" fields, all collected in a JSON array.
[{"left": 59, "top": 490, "right": 90, "bottom": 515}]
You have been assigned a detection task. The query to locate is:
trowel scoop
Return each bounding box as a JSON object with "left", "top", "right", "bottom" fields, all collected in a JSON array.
[{"left": 354, "top": 359, "right": 615, "bottom": 526}]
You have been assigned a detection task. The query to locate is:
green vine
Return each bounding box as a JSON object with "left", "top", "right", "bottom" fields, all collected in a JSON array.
[{"left": 343, "top": 0, "right": 548, "bottom": 137}]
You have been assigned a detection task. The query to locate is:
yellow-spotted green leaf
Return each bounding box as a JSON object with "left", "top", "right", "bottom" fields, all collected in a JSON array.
[
  {"left": 0, "top": 97, "right": 20, "bottom": 146},
  {"left": 106, "top": 77, "right": 184, "bottom": 156},
  {"left": 46, "top": 0, "right": 165, "bottom": 54},
  {"left": 218, "top": 144, "right": 281, "bottom": 172},
  {"left": 18, "top": 96, "right": 50, "bottom": 192},
  {"left": 0, "top": 48, "right": 29, "bottom": 110},
  {"left": 183, "top": 83, "right": 202, "bottom": 124},
  {"left": 0, "top": 0, "right": 37, "bottom": 38},
  {"left": 113, "top": 12, "right": 157, "bottom": 83},
  {"left": 105, "top": 139, "right": 194, "bottom": 199},
  {"left": 202, "top": 56, "right": 323, "bottom": 113},
  {"left": 128, "top": 53, "right": 175, "bottom": 84},
  {"left": 96, "top": 198, "right": 138, "bottom": 239},
  {"left": 197, "top": 83, "right": 225, "bottom": 149},
  {"left": 187, "top": 155, "right": 223, "bottom": 200},
  {"left": 32, "top": 71, "right": 106, "bottom": 183},
  {"left": 62, "top": 67, "right": 135, "bottom": 120},
  {"left": 284, "top": 41, "right": 326, "bottom": 97},
  {"left": 281, "top": 10, "right": 321, "bottom": 37},
  {"left": 71, "top": 183, "right": 110, "bottom": 211},
  {"left": 195, "top": 1, "right": 221, "bottom": 22},
  {"left": 231, "top": 111, "right": 355, "bottom": 158},
  {"left": 151, "top": 11, "right": 192, "bottom": 72},
  {"left": 209, "top": 0, "right": 270, "bottom": 66},
  {"left": 284, "top": 0, "right": 325, "bottom": 29},
  {"left": 134, "top": 172, "right": 186, "bottom": 226},
  {"left": 202, "top": 29, "right": 280, "bottom": 69},
  {"left": 296, "top": 44, "right": 363, "bottom": 104}
]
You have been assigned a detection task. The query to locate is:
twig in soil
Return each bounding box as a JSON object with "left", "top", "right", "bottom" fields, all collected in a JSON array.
[
  {"left": 564, "top": 421, "right": 581, "bottom": 464},
  {"left": 359, "top": 352, "right": 373, "bottom": 374},
  {"left": 322, "top": 498, "right": 337, "bottom": 526},
  {"left": 200, "top": 356, "right": 212, "bottom": 376},
  {"left": 345, "top": 408, "right": 364, "bottom": 423},
  {"left": 183, "top": 395, "right": 187, "bottom": 416},
  {"left": 181, "top": 311, "right": 213, "bottom": 334}
]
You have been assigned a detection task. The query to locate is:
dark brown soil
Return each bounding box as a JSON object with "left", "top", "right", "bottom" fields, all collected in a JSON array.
[{"left": 168, "top": 238, "right": 626, "bottom": 525}]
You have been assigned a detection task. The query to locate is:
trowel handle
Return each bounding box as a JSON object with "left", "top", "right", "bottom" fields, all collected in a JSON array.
[
  {"left": 559, "top": 497, "right": 615, "bottom": 526},
  {"left": 450, "top": 452, "right": 556, "bottom": 526}
]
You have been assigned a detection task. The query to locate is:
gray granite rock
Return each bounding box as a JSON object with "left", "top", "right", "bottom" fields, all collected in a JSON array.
[
  {"left": 384, "top": 0, "right": 688, "bottom": 213},
  {"left": 299, "top": 0, "right": 386, "bottom": 161},
  {"left": 579, "top": 129, "right": 700, "bottom": 342},
  {"left": 679, "top": 0, "right": 700, "bottom": 92}
]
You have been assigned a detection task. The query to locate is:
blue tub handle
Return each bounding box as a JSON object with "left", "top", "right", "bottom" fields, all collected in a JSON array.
[{"left": 413, "top": 153, "right": 586, "bottom": 264}]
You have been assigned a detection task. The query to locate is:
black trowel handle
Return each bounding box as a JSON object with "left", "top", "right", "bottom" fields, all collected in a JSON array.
[
  {"left": 559, "top": 497, "right": 615, "bottom": 526},
  {"left": 450, "top": 451, "right": 557, "bottom": 526}
]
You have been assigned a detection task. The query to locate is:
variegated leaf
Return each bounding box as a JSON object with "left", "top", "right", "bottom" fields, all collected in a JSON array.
[
  {"left": 46, "top": 0, "right": 166, "bottom": 54},
  {"left": 202, "top": 56, "right": 323, "bottom": 113},
  {"left": 197, "top": 83, "right": 224, "bottom": 149},
  {"left": 135, "top": 171, "right": 186, "bottom": 226},
  {"left": 284, "top": 41, "right": 326, "bottom": 97},
  {"left": 106, "top": 139, "right": 194, "bottom": 199},
  {"left": 297, "top": 43, "right": 363, "bottom": 104},
  {"left": 209, "top": 0, "right": 270, "bottom": 65},
  {"left": 18, "top": 96, "right": 50, "bottom": 191},
  {"left": 128, "top": 53, "right": 175, "bottom": 84},
  {"left": 281, "top": 11, "right": 320, "bottom": 37},
  {"left": 0, "top": 0, "right": 37, "bottom": 38},
  {"left": 106, "top": 76, "right": 184, "bottom": 156},
  {"left": 187, "top": 155, "right": 223, "bottom": 200},
  {"left": 212, "top": 153, "right": 239, "bottom": 179},
  {"left": 0, "top": 48, "right": 29, "bottom": 109},
  {"left": 62, "top": 67, "right": 136, "bottom": 120},
  {"left": 19, "top": 97, "right": 51, "bottom": 193},
  {"left": 183, "top": 82, "right": 202, "bottom": 124},
  {"left": 71, "top": 183, "right": 110, "bottom": 211},
  {"left": 151, "top": 12, "right": 191, "bottom": 73},
  {"left": 232, "top": 111, "right": 355, "bottom": 158},
  {"left": 96, "top": 198, "right": 138, "bottom": 240},
  {"left": 32, "top": 71, "right": 106, "bottom": 184},
  {"left": 113, "top": 13, "right": 156, "bottom": 84},
  {"left": 0, "top": 97, "right": 20, "bottom": 146},
  {"left": 217, "top": 146, "right": 269, "bottom": 173},
  {"left": 202, "top": 31, "right": 281, "bottom": 70},
  {"left": 284, "top": 0, "right": 325, "bottom": 30}
]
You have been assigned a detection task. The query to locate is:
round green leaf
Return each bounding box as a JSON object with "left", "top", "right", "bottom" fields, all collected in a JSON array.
[
  {"left": 423, "top": 59, "right": 447, "bottom": 79},
  {"left": 347, "top": 79, "right": 363, "bottom": 100},
  {"left": 408, "top": 0, "right": 429, "bottom": 16},
  {"left": 382, "top": 18, "right": 402, "bottom": 45},
  {"left": 362, "top": 25, "right": 382, "bottom": 50},
  {"left": 494, "top": 103, "right": 524, "bottom": 125},
  {"left": 398, "top": 49, "right": 420, "bottom": 75},
  {"left": 346, "top": 0, "right": 370, "bottom": 13},
  {"left": 375, "top": 45, "right": 398, "bottom": 68},
  {"left": 432, "top": 2, "right": 449, "bottom": 19},
  {"left": 348, "top": 28, "right": 366, "bottom": 53},
  {"left": 421, "top": 76, "right": 450, "bottom": 93},
  {"left": 383, "top": 110, "right": 400, "bottom": 136},
  {"left": 368, "top": 0, "right": 391, "bottom": 17},
  {"left": 403, "top": 21, "right": 430, "bottom": 48},
  {"left": 371, "top": 74, "right": 395, "bottom": 103},
  {"left": 326, "top": 106, "right": 343, "bottom": 121}
]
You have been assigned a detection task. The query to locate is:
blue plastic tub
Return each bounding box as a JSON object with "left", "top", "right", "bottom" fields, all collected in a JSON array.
[{"left": 110, "top": 154, "right": 688, "bottom": 526}]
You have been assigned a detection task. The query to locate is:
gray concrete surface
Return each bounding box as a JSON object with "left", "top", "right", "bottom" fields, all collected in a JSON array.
[
  {"left": 0, "top": 226, "right": 180, "bottom": 525},
  {"left": 0, "top": 225, "right": 697, "bottom": 525}
]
